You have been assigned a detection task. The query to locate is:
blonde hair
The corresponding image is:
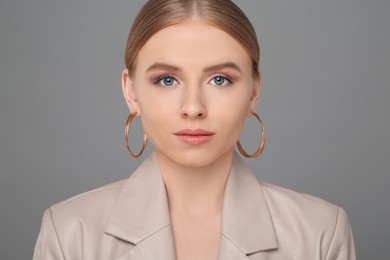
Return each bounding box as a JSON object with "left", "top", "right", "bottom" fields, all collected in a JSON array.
[{"left": 125, "top": 0, "right": 260, "bottom": 78}]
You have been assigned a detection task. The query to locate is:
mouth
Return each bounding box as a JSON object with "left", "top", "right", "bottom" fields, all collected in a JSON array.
[{"left": 173, "top": 129, "right": 215, "bottom": 145}]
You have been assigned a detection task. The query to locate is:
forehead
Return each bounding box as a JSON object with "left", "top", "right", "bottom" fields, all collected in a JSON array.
[{"left": 136, "top": 21, "right": 252, "bottom": 71}]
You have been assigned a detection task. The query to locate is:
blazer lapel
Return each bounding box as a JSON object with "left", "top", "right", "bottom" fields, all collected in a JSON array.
[
  {"left": 105, "top": 152, "right": 176, "bottom": 260},
  {"left": 218, "top": 153, "right": 278, "bottom": 259},
  {"left": 105, "top": 151, "right": 278, "bottom": 260},
  {"left": 218, "top": 235, "right": 251, "bottom": 260},
  {"left": 115, "top": 226, "right": 176, "bottom": 260}
]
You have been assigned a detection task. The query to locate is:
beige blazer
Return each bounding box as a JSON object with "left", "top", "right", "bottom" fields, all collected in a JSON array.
[{"left": 33, "top": 152, "right": 356, "bottom": 260}]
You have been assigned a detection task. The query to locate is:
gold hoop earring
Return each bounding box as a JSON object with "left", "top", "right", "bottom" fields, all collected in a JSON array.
[
  {"left": 125, "top": 112, "right": 148, "bottom": 158},
  {"left": 237, "top": 112, "right": 265, "bottom": 158}
]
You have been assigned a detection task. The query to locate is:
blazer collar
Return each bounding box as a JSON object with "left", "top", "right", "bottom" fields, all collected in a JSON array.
[
  {"left": 105, "top": 151, "right": 278, "bottom": 258},
  {"left": 105, "top": 152, "right": 171, "bottom": 244},
  {"left": 220, "top": 153, "right": 278, "bottom": 255}
]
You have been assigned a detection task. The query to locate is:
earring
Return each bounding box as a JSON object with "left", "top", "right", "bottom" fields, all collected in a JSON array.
[
  {"left": 237, "top": 112, "right": 265, "bottom": 158},
  {"left": 125, "top": 112, "right": 148, "bottom": 158}
]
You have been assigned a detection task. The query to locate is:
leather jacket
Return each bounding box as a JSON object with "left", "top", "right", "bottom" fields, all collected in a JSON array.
[{"left": 33, "top": 152, "right": 356, "bottom": 259}]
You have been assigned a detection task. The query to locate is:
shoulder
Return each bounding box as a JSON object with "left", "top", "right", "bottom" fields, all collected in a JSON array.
[
  {"left": 260, "top": 180, "right": 340, "bottom": 220},
  {"left": 51, "top": 179, "right": 125, "bottom": 211},
  {"left": 259, "top": 180, "right": 355, "bottom": 257},
  {"left": 48, "top": 179, "right": 126, "bottom": 229},
  {"left": 34, "top": 179, "right": 130, "bottom": 259},
  {"left": 259, "top": 180, "right": 342, "bottom": 231}
]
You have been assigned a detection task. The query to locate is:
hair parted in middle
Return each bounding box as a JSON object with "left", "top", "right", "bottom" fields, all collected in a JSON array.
[{"left": 125, "top": 0, "right": 260, "bottom": 79}]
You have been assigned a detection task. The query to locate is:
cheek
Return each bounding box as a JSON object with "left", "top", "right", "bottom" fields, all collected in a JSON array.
[
  {"left": 225, "top": 112, "right": 247, "bottom": 137},
  {"left": 136, "top": 92, "right": 177, "bottom": 144},
  {"left": 139, "top": 113, "right": 167, "bottom": 149},
  {"left": 211, "top": 98, "right": 249, "bottom": 140}
]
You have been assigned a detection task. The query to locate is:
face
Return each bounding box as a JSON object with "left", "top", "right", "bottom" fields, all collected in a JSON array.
[{"left": 122, "top": 21, "right": 260, "bottom": 168}]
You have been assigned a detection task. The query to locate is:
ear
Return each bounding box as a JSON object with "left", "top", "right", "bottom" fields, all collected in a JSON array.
[
  {"left": 121, "top": 69, "right": 141, "bottom": 116},
  {"left": 248, "top": 71, "right": 261, "bottom": 115}
]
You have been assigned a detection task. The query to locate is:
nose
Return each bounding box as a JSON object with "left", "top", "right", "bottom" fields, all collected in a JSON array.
[{"left": 180, "top": 87, "right": 207, "bottom": 119}]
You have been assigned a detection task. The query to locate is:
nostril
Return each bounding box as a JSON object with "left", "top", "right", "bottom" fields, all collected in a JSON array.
[
  {"left": 180, "top": 105, "right": 207, "bottom": 118},
  {"left": 181, "top": 112, "right": 205, "bottom": 118}
]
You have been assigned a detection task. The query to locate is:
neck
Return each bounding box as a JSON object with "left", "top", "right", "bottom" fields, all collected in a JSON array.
[{"left": 157, "top": 150, "right": 234, "bottom": 216}]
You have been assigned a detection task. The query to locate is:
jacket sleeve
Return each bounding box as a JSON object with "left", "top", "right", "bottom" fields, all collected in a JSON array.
[
  {"left": 325, "top": 207, "right": 356, "bottom": 260},
  {"left": 33, "top": 208, "right": 65, "bottom": 260}
]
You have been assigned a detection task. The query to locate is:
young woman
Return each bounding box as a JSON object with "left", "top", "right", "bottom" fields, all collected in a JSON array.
[{"left": 33, "top": 0, "right": 356, "bottom": 259}]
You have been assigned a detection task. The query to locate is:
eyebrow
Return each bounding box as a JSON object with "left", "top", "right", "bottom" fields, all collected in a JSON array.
[
  {"left": 146, "top": 63, "right": 181, "bottom": 73},
  {"left": 203, "top": 62, "right": 242, "bottom": 74},
  {"left": 146, "top": 62, "right": 242, "bottom": 74}
]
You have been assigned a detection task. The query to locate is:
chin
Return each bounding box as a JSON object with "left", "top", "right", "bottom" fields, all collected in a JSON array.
[
  {"left": 160, "top": 148, "right": 233, "bottom": 169},
  {"left": 177, "top": 158, "right": 214, "bottom": 168},
  {"left": 174, "top": 153, "right": 214, "bottom": 168}
]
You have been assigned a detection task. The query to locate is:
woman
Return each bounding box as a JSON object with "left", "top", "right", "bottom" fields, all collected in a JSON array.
[{"left": 33, "top": 0, "right": 356, "bottom": 259}]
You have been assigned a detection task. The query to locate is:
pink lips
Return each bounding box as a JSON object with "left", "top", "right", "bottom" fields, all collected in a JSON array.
[{"left": 174, "top": 129, "right": 215, "bottom": 145}]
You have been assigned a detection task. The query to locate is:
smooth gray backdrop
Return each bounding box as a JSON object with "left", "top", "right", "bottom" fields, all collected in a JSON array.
[{"left": 1, "top": 0, "right": 389, "bottom": 259}]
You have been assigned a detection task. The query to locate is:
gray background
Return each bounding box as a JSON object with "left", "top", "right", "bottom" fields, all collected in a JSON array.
[{"left": 0, "top": 0, "right": 389, "bottom": 259}]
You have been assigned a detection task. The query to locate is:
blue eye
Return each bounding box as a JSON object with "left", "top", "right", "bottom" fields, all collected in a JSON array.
[
  {"left": 210, "top": 76, "right": 231, "bottom": 87},
  {"left": 157, "top": 76, "right": 178, "bottom": 87}
]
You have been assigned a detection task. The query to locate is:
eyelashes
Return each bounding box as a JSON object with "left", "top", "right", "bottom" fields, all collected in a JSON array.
[
  {"left": 209, "top": 75, "right": 232, "bottom": 87},
  {"left": 154, "top": 75, "right": 179, "bottom": 87},
  {"left": 153, "top": 74, "right": 233, "bottom": 88}
]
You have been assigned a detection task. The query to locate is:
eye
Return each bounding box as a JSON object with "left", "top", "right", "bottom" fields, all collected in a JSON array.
[
  {"left": 155, "top": 75, "right": 179, "bottom": 87},
  {"left": 209, "top": 75, "right": 232, "bottom": 87}
]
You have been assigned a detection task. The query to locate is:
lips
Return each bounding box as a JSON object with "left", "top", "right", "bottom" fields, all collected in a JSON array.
[{"left": 174, "top": 129, "right": 215, "bottom": 145}]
